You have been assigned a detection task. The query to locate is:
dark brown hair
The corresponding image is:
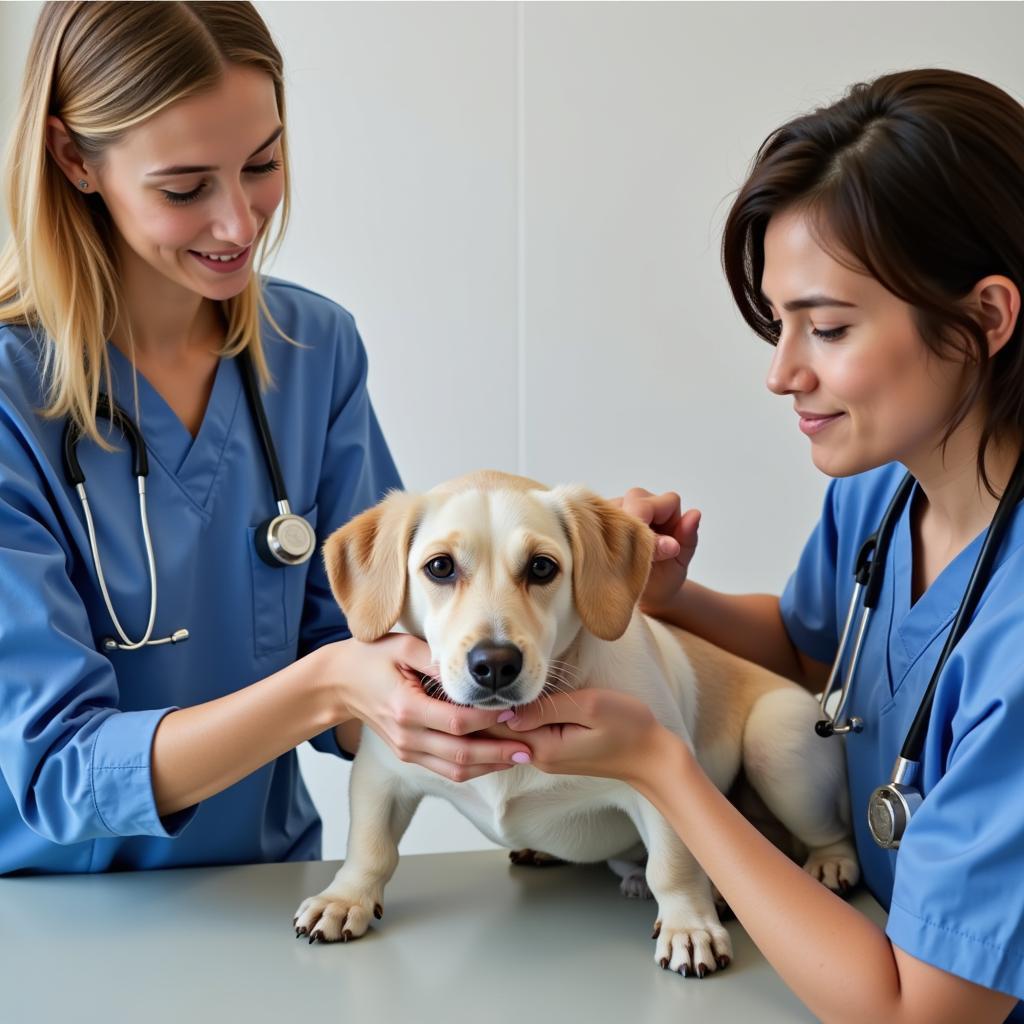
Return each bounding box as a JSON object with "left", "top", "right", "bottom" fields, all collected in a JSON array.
[{"left": 722, "top": 68, "right": 1024, "bottom": 494}]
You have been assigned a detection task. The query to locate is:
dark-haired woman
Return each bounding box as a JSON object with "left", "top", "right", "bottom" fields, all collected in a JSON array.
[{"left": 498, "top": 69, "right": 1024, "bottom": 1022}]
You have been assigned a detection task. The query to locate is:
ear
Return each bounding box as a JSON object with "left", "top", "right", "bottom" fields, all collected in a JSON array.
[
  {"left": 965, "top": 275, "right": 1021, "bottom": 359},
  {"left": 322, "top": 490, "right": 423, "bottom": 642},
  {"left": 552, "top": 486, "right": 655, "bottom": 641}
]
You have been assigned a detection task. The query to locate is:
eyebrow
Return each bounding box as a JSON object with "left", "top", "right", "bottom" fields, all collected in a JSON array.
[
  {"left": 761, "top": 292, "right": 858, "bottom": 313},
  {"left": 146, "top": 125, "right": 283, "bottom": 177}
]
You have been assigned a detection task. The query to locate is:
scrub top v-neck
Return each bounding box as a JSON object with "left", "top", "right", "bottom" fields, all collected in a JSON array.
[
  {"left": 781, "top": 463, "right": 1024, "bottom": 1015},
  {"left": 0, "top": 276, "right": 402, "bottom": 875},
  {"left": 104, "top": 338, "right": 243, "bottom": 504}
]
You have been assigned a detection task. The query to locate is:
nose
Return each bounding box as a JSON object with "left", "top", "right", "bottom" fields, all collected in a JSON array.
[
  {"left": 467, "top": 642, "right": 523, "bottom": 692},
  {"left": 765, "top": 331, "right": 816, "bottom": 396},
  {"left": 212, "top": 183, "right": 259, "bottom": 246}
]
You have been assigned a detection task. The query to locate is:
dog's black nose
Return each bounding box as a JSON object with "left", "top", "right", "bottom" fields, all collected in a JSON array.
[{"left": 467, "top": 642, "right": 523, "bottom": 691}]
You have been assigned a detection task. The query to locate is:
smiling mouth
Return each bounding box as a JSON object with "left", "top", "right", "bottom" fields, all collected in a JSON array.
[{"left": 798, "top": 412, "right": 844, "bottom": 436}]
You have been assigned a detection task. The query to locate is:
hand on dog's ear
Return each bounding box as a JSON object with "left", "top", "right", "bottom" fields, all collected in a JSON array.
[
  {"left": 323, "top": 491, "right": 422, "bottom": 642},
  {"left": 554, "top": 487, "right": 656, "bottom": 641}
]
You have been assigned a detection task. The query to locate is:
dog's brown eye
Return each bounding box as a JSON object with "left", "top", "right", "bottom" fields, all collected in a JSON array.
[
  {"left": 528, "top": 556, "right": 558, "bottom": 584},
  {"left": 425, "top": 555, "right": 456, "bottom": 581}
]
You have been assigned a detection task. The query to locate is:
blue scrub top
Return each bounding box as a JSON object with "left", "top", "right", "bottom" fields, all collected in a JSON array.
[
  {"left": 781, "top": 463, "right": 1024, "bottom": 1014},
  {"left": 0, "top": 277, "right": 401, "bottom": 875}
]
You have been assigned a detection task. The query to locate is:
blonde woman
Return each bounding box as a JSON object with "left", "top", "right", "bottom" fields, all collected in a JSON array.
[{"left": 0, "top": 1, "right": 530, "bottom": 876}]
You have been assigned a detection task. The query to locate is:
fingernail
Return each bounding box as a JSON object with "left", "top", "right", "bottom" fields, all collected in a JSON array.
[
  {"left": 497, "top": 710, "right": 514, "bottom": 723},
  {"left": 511, "top": 752, "right": 531, "bottom": 764}
]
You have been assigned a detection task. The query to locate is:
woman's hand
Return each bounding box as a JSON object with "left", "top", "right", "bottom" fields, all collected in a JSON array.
[
  {"left": 495, "top": 688, "right": 683, "bottom": 788},
  {"left": 612, "top": 487, "right": 700, "bottom": 615},
  {"left": 317, "top": 634, "right": 533, "bottom": 782}
]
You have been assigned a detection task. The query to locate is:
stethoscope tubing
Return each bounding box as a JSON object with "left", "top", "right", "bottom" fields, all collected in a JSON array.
[
  {"left": 819, "top": 453, "right": 1024, "bottom": 848},
  {"left": 61, "top": 347, "right": 314, "bottom": 651}
]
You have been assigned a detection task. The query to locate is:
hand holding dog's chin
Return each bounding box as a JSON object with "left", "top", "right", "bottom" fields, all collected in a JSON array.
[
  {"left": 314, "top": 636, "right": 534, "bottom": 781},
  {"left": 500, "top": 689, "right": 692, "bottom": 790}
]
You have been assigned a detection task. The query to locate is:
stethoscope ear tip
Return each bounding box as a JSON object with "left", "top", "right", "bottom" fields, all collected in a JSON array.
[{"left": 814, "top": 719, "right": 835, "bottom": 739}]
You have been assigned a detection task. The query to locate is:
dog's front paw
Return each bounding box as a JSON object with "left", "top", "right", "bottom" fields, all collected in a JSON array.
[
  {"left": 802, "top": 839, "right": 860, "bottom": 896},
  {"left": 651, "top": 914, "right": 733, "bottom": 978},
  {"left": 293, "top": 890, "right": 383, "bottom": 944}
]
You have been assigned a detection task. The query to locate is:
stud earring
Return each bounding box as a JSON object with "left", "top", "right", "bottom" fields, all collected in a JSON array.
[{"left": 77, "top": 179, "right": 88, "bottom": 190}]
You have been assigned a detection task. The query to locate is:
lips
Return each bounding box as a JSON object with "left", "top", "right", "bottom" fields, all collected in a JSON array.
[
  {"left": 797, "top": 411, "right": 844, "bottom": 436},
  {"left": 187, "top": 245, "right": 252, "bottom": 274}
]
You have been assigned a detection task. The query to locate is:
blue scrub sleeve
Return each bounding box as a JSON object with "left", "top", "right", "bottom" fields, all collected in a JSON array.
[
  {"left": 779, "top": 478, "right": 842, "bottom": 665},
  {"left": 296, "top": 315, "right": 403, "bottom": 759},
  {"left": 0, "top": 422, "right": 197, "bottom": 843},
  {"left": 886, "top": 607, "right": 1024, "bottom": 1002}
]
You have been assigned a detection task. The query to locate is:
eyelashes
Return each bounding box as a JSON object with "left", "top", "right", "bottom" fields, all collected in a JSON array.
[
  {"left": 767, "top": 319, "right": 848, "bottom": 344},
  {"left": 160, "top": 159, "right": 282, "bottom": 206}
]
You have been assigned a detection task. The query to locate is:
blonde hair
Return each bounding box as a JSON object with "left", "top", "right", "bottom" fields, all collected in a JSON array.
[{"left": 0, "top": 1, "right": 295, "bottom": 448}]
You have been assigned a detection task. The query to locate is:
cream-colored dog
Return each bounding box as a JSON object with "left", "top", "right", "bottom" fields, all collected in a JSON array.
[{"left": 293, "top": 471, "right": 858, "bottom": 976}]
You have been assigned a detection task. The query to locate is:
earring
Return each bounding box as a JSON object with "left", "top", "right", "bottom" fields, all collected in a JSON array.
[{"left": 77, "top": 179, "right": 88, "bottom": 190}]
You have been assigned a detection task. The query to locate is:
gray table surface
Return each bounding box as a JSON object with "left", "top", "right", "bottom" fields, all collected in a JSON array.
[{"left": 1, "top": 849, "right": 884, "bottom": 1023}]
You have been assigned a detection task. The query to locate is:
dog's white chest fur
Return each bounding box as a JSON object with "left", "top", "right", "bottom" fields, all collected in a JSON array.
[{"left": 388, "top": 745, "right": 646, "bottom": 861}]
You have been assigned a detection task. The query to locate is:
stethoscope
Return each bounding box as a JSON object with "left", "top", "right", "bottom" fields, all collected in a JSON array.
[
  {"left": 61, "top": 348, "right": 317, "bottom": 653},
  {"left": 816, "top": 452, "right": 1024, "bottom": 850}
]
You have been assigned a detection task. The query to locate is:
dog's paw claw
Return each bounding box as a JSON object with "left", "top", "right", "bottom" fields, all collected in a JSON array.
[
  {"left": 653, "top": 917, "right": 733, "bottom": 979},
  {"left": 292, "top": 891, "right": 377, "bottom": 944},
  {"left": 803, "top": 841, "right": 860, "bottom": 896}
]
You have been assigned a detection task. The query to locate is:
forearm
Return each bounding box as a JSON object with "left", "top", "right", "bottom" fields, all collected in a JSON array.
[
  {"left": 643, "top": 580, "right": 816, "bottom": 688},
  {"left": 634, "top": 730, "right": 905, "bottom": 1024},
  {"left": 151, "top": 647, "right": 346, "bottom": 816}
]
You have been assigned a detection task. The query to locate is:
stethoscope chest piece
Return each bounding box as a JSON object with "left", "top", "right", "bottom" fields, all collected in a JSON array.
[
  {"left": 257, "top": 505, "right": 317, "bottom": 566},
  {"left": 868, "top": 757, "right": 924, "bottom": 850}
]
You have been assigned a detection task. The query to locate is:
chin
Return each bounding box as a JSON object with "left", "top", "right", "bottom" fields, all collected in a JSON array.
[{"left": 809, "top": 446, "right": 882, "bottom": 479}]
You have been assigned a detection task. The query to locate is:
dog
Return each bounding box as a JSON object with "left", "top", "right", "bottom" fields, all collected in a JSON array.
[{"left": 293, "top": 471, "right": 859, "bottom": 976}]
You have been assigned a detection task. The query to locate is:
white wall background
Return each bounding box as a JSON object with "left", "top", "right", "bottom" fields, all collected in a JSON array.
[{"left": 2, "top": 1, "right": 1023, "bottom": 859}]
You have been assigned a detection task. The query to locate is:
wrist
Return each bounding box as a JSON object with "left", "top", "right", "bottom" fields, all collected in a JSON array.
[
  {"left": 629, "top": 724, "right": 695, "bottom": 797},
  {"left": 639, "top": 580, "right": 687, "bottom": 621},
  {"left": 306, "top": 642, "right": 354, "bottom": 730}
]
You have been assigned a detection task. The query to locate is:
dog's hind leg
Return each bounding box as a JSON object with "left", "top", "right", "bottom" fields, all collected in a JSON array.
[
  {"left": 293, "top": 753, "right": 422, "bottom": 943},
  {"left": 741, "top": 686, "right": 859, "bottom": 895}
]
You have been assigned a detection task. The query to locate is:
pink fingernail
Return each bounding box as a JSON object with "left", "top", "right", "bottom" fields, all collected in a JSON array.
[
  {"left": 511, "top": 752, "right": 531, "bottom": 764},
  {"left": 497, "top": 710, "right": 514, "bottom": 723}
]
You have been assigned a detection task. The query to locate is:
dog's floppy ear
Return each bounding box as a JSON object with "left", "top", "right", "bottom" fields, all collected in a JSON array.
[
  {"left": 322, "top": 490, "right": 423, "bottom": 642},
  {"left": 553, "top": 486, "right": 655, "bottom": 641}
]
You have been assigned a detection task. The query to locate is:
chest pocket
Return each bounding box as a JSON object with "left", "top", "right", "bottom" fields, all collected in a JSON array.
[{"left": 248, "top": 503, "right": 319, "bottom": 656}]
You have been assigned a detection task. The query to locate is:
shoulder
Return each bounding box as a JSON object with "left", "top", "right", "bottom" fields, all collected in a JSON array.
[
  {"left": 0, "top": 321, "right": 49, "bottom": 421},
  {"left": 257, "top": 278, "right": 381, "bottom": 426},
  {"left": 260, "top": 276, "right": 363, "bottom": 355}
]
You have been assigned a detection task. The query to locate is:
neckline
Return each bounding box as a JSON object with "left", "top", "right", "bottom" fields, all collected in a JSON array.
[{"left": 104, "top": 341, "right": 243, "bottom": 508}]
